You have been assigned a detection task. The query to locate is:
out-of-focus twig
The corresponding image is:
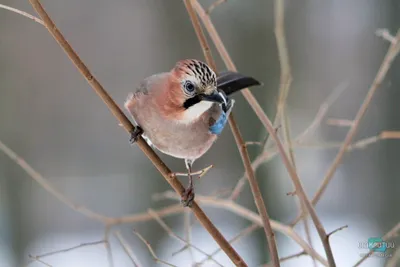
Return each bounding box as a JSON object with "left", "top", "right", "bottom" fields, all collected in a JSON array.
[
  {"left": 115, "top": 232, "right": 142, "bottom": 267},
  {"left": 196, "top": 224, "right": 260, "bottom": 266},
  {"left": 148, "top": 209, "right": 223, "bottom": 267},
  {"left": 30, "top": 240, "right": 105, "bottom": 259},
  {"left": 326, "top": 118, "right": 354, "bottom": 127},
  {"left": 327, "top": 225, "right": 348, "bottom": 238},
  {"left": 261, "top": 251, "right": 307, "bottom": 267},
  {"left": 184, "top": 1, "right": 280, "bottom": 265},
  {"left": 206, "top": 0, "right": 227, "bottom": 14},
  {"left": 105, "top": 225, "right": 114, "bottom": 267},
  {"left": 0, "top": 4, "right": 44, "bottom": 24},
  {"left": 376, "top": 28, "right": 398, "bottom": 44},
  {"left": 132, "top": 229, "right": 177, "bottom": 267}
]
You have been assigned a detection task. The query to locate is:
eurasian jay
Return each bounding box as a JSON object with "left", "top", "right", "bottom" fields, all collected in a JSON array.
[{"left": 125, "top": 59, "right": 260, "bottom": 206}]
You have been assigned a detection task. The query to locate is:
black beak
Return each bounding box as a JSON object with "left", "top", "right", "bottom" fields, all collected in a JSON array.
[
  {"left": 200, "top": 90, "right": 228, "bottom": 105},
  {"left": 217, "top": 71, "right": 262, "bottom": 96}
]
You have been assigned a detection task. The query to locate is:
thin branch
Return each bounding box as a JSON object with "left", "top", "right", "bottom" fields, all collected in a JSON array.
[
  {"left": 147, "top": 209, "right": 223, "bottom": 267},
  {"left": 26, "top": 0, "right": 245, "bottom": 264},
  {"left": 376, "top": 28, "right": 398, "bottom": 44},
  {"left": 183, "top": 210, "right": 195, "bottom": 262},
  {"left": 327, "top": 225, "right": 348, "bottom": 238},
  {"left": 0, "top": 140, "right": 110, "bottom": 223},
  {"left": 28, "top": 256, "right": 52, "bottom": 267},
  {"left": 132, "top": 229, "right": 177, "bottom": 267},
  {"left": 262, "top": 251, "right": 307, "bottom": 267},
  {"left": 196, "top": 224, "right": 260, "bottom": 266},
  {"left": 206, "top": 0, "right": 227, "bottom": 14},
  {"left": 0, "top": 4, "right": 44, "bottom": 25},
  {"left": 115, "top": 231, "right": 142, "bottom": 267},
  {"left": 154, "top": 191, "right": 329, "bottom": 267},
  {"left": 105, "top": 225, "right": 114, "bottom": 267},
  {"left": 326, "top": 118, "right": 354, "bottom": 127},
  {"left": 30, "top": 240, "right": 105, "bottom": 259},
  {"left": 292, "top": 29, "right": 400, "bottom": 226},
  {"left": 353, "top": 222, "right": 400, "bottom": 266},
  {"left": 185, "top": 1, "right": 279, "bottom": 265}
]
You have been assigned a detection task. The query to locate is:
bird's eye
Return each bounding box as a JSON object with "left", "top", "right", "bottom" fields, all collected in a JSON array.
[{"left": 184, "top": 81, "right": 196, "bottom": 94}]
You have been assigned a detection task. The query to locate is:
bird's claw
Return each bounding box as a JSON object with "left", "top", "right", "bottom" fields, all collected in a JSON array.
[
  {"left": 181, "top": 187, "right": 195, "bottom": 207},
  {"left": 129, "top": 126, "right": 143, "bottom": 144}
]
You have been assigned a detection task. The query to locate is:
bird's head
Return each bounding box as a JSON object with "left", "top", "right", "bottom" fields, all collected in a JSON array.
[{"left": 169, "top": 59, "right": 228, "bottom": 122}]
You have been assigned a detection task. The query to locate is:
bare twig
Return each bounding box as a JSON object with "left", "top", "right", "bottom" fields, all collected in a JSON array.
[
  {"left": 327, "top": 225, "right": 348, "bottom": 238},
  {"left": 115, "top": 231, "right": 142, "bottom": 267},
  {"left": 26, "top": 0, "right": 245, "bottom": 264},
  {"left": 0, "top": 140, "right": 110, "bottom": 223},
  {"left": 30, "top": 240, "right": 105, "bottom": 259},
  {"left": 353, "top": 222, "right": 400, "bottom": 266},
  {"left": 262, "top": 251, "right": 307, "bottom": 267},
  {"left": 105, "top": 225, "right": 114, "bottom": 267},
  {"left": 292, "top": 29, "right": 400, "bottom": 226},
  {"left": 196, "top": 224, "right": 260, "bottom": 266},
  {"left": 0, "top": 4, "right": 44, "bottom": 25},
  {"left": 132, "top": 229, "right": 177, "bottom": 267},
  {"left": 376, "top": 28, "right": 397, "bottom": 44},
  {"left": 185, "top": 1, "right": 280, "bottom": 265},
  {"left": 206, "top": 0, "right": 227, "bottom": 14},
  {"left": 326, "top": 118, "right": 354, "bottom": 127},
  {"left": 148, "top": 209, "right": 223, "bottom": 267},
  {"left": 28, "top": 256, "right": 52, "bottom": 267},
  {"left": 183, "top": 210, "right": 195, "bottom": 262}
]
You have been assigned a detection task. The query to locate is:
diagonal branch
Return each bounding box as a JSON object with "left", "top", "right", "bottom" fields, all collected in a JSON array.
[
  {"left": 184, "top": 0, "right": 280, "bottom": 265},
  {"left": 192, "top": 1, "right": 337, "bottom": 266},
  {"left": 26, "top": 0, "right": 244, "bottom": 265}
]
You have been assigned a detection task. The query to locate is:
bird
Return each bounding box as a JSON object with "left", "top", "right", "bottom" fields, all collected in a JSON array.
[{"left": 124, "top": 59, "right": 261, "bottom": 206}]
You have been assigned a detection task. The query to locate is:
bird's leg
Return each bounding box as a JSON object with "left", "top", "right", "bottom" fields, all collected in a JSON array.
[
  {"left": 129, "top": 126, "right": 143, "bottom": 144},
  {"left": 181, "top": 159, "right": 195, "bottom": 207}
]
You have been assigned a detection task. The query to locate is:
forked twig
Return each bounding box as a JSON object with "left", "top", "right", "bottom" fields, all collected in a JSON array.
[
  {"left": 132, "top": 229, "right": 177, "bottom": 267},
  {"left": 148, "top": 209, "right": 224, "bottom": 267}
]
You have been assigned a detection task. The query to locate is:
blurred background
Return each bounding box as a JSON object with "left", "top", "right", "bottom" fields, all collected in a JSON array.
[{"left": 1, "top": 0, "right": 400, "bottom": 266}]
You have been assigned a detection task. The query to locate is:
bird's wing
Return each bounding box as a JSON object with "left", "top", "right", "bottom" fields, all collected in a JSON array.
[{"left": 217, "top": 71, "right": 262, "bottom": 96}]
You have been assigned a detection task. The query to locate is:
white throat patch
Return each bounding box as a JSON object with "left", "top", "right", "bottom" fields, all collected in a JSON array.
[{"left": 181, "top": 101, "right": 213, "bottom": 123}]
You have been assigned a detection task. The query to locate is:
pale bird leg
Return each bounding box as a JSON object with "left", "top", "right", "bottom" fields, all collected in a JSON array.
[{"left": 181, "top": 159, "right": 195, "bottom": 207}]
